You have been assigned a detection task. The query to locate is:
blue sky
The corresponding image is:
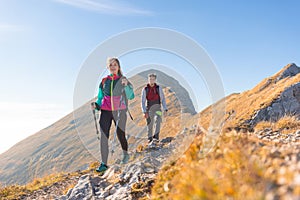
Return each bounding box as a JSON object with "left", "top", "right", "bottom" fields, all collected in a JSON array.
[{"left": 0, "top": 0, "right": 299, "bottom": 154}]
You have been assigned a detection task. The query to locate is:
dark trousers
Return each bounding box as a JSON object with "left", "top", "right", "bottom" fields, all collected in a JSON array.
[
  {"left": 146, "top": 109, "right": 162, "bottom": 142},
  {"left": 99, "top": 109, "right": 128, "bottom": 164}
]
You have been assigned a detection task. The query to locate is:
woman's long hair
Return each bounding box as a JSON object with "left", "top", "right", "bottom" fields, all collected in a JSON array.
[{"left": 107, "top": 57, "right": 123, "bottom": 76}]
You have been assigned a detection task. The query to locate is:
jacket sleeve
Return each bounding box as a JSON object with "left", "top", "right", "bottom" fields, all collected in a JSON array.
[
  {"left": 159, "top": 86, "right": 168, "bottom": 111},
  {"left": 95, "top": 84, "right": 104, "bottom": 110},
  {"left": 124, "top": 84, "right": 135, "bottom": 100},
  {"left": 141, "top": 88, "right": 147, "bottom": 113}
]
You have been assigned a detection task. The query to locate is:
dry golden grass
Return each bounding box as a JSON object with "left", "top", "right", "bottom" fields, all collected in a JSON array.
[
  {"left": 151, "top": 132, "right": 271, "bottom": 200},
  {"left": 255, "top": 115, "right": 300, "bottom": 134},
  {"left": 0, "top": 185, "right": 28, "bottom": 199},
  {"left": 152, "top": 121, "right": 300, "bottom": 200},
  {"left": 0, "top": 173, "right": 65, "bottom": 199},
  {"left": 0, "top": 168, "right": 90, "bottom": 199},
  {"left": 89, "top": 161, "right": 100, "bottom": 170},
  {"left": 255, "top": 121, "right": 273, "bottom": 131},
  {"left": 276, "top": 115, "right": 300, "bottom": 131}
]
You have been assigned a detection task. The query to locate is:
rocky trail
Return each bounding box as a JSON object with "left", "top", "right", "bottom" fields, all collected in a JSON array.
[
  {"left": 18, "top": 125, "right": 196, "bottom": 200},
  {"left": 56, "top": 129, "right": 195, "bottom": 200}
]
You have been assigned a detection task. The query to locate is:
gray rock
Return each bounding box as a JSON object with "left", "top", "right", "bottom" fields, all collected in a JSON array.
[
  {"left": 103, "top": 184, "right": 113, "bottom": 193},
  {"left": 102, "top": 165, "right": 120, "bottom": 180},
  {"left": 90, "top": 176, "right": 103, "bottom": 187},
  {"left": 98, "top": 190, "right": 109, "bottom": 199},
  {"left": 66, "top": 188, "right": 73, "bottom": 197},
  {"left": 109, "top": 187, "right": 117, "bottom": 195},
  {"left": 55, "top": 196, "right": 67, "bottom": 200},
  {"left": 67, "top": 174, "right": 94, "bottom": 200},
  {"left": 276, "top": 63, "right": 300, "bottom": 82},
  {"left": 251, "top": 82, "right": 300, "bottom": 126}
]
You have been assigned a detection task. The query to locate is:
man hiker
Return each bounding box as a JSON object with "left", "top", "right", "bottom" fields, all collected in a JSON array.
[{"left": 141, "top": 73, "right": 168, "bottom": 144}]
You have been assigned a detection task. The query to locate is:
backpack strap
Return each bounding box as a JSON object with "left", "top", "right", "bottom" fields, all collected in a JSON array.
[
  {"left": 145, "top": 86, "right": 149, "bottom": 96},
  {"left": 120, "top": 76, "right": 134, "bottom": 121},
  {"left": 100, "top": 77, "right": 107, "bottom": 89},
  {"left": 156, "top": 85, "right": 160, "bottom": 97},
  {"left": 156, "top": 85, "right": 161, "bottom": 103}
]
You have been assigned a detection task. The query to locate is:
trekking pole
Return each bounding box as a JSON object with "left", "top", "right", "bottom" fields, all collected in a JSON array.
[{"left": 91, "top": 102, "right": 100, "bottom": 140}]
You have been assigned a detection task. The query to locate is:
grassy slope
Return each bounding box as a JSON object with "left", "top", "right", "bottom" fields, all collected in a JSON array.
[
  {"left": 198, "top": 64, "right": 300, "bottom": 130},
  {"left": 151, "top": 64, "right": 300, "bottom": 199},
  {"left": 151, "top": 128, "right": 300, "bottom": 199}
]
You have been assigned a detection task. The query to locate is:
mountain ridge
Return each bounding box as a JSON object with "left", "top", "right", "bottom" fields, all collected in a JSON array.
[{"left": 0, "top": 69, "right": 196, "bottom": 186}]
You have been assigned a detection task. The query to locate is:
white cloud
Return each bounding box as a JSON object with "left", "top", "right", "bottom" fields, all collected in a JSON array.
[
  {"left": 0, "top": 102, "right": 71, "bottom": 154},
  {"left": 53, "top": 0, "right": 153, "bottom": 16}
]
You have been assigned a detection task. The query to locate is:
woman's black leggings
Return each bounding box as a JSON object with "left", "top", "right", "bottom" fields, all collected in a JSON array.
[{"left": 99, "top": 109, "right": 128, "bottom": 164}]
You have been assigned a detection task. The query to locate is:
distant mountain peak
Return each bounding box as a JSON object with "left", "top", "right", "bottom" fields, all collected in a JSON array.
[{"left": 275, "top": 63, "right": 300, "bottom": 82}]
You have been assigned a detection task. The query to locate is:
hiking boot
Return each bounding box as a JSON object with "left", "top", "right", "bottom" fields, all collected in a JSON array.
[
  {"left": 148, "top": 140, "right": 157, "bottom": 149},
  {"left": 120, "top": 152, "right": 130, "bottom": 164},
  {"left": 96, "top": 162, "right": 108, "bottom": 173},
  {"left": 152, "top": 138, "right": 159, "bottom": 144}
]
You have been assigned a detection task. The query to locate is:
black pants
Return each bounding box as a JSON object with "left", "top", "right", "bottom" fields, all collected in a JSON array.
[
  {"left": 99, "top": 109, "right": 128, "bottom": 164},
  {"left": 146, "top": 109, "right": 162, "bottom": 142}
]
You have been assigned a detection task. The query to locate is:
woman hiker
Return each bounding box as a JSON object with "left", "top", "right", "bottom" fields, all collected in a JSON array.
[{"left": 91, "top": 57, "right": 135, "bottom": 172}]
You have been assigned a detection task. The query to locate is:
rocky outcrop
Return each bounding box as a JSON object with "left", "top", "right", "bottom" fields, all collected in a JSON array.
[
  {"left": 56, "top": 156, "right": 159, "bottom": 199},
  {"left": 258, "top": 63, "right": 300, "bottom": 92},
  {"left": 247, "top": 64, "right": 300, "bottom": 127},
  {"left": 62, "top": 175, "right": 94, "bottom": 200},
  {"left": 276, "top": 63, "right": 300, "bottom": 82},
  {"left": 251, "top": 82, "right": 300, "bottom": 126}
]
